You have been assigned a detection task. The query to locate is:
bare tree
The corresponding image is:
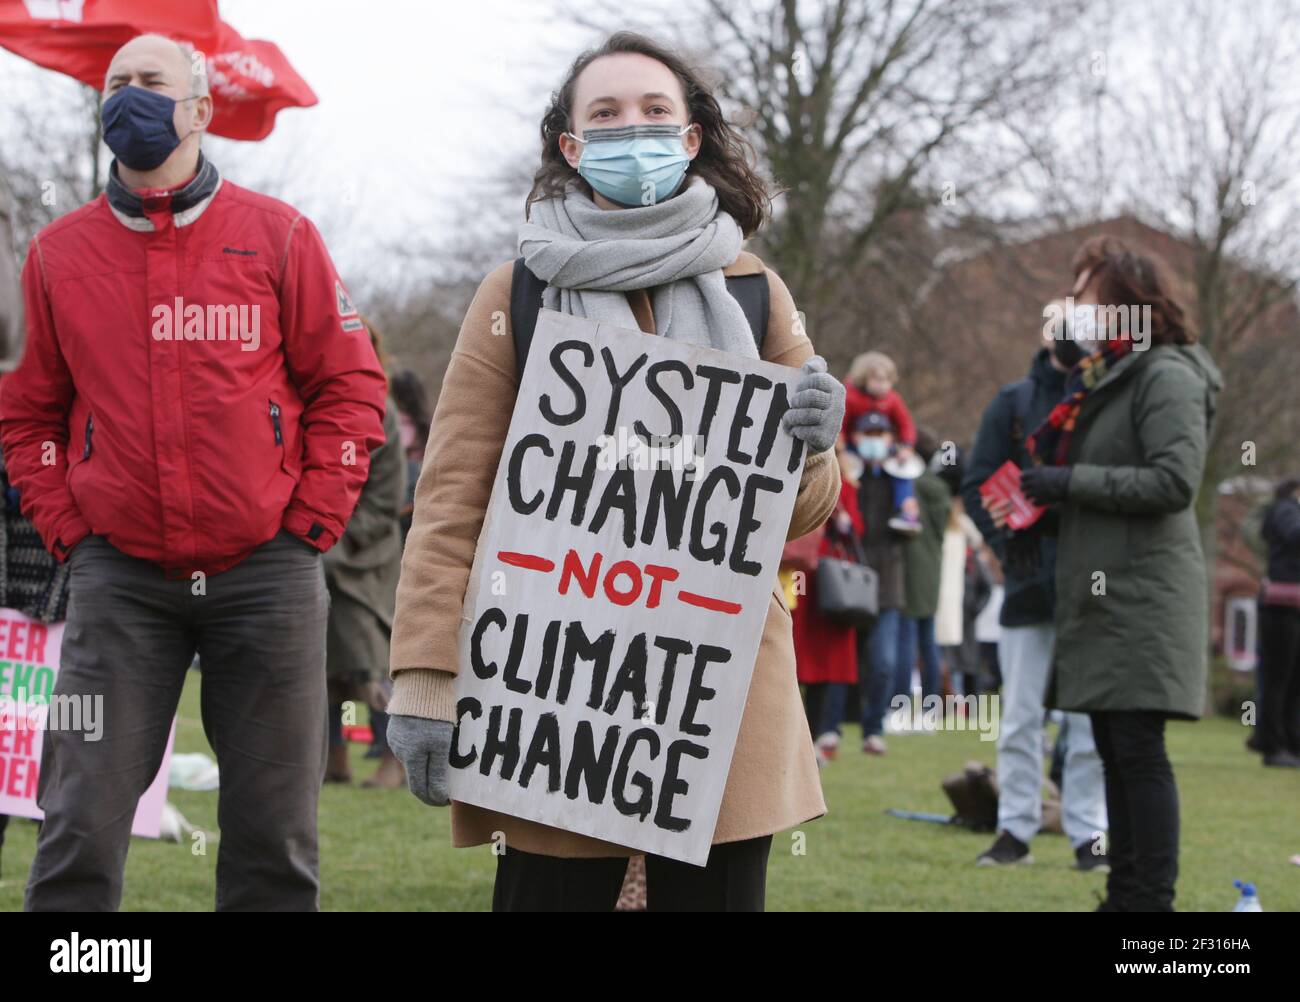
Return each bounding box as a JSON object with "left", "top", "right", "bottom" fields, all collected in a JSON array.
[
  {"left": 0, "top": 76, "right": 101, "bottom": 248},
  {"left": 686, "top": 0, "right": 1098, "bottom": 327},
  {"left": 1118, "top": 0, "right": 1300, "bottom": 526}
]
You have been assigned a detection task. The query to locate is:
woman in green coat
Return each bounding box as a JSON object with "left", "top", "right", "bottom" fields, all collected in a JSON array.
[{"left": 1019, "top": 236, "right": 1222, "bottom": 913}]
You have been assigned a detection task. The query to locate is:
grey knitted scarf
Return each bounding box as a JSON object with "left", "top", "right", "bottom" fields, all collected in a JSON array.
[{"left": 517, "top": 176, "right": 758, "bottom": 359}]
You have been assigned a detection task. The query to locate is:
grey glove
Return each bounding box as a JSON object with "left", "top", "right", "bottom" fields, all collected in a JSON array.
[
  {"left": 387, "top": 714, "right": 454, "bottom": 807},
  {"left": 781, "top": 355, "right": 845, "bottom": 454}
]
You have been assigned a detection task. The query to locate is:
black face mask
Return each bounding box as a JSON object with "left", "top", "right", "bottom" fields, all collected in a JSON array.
[
  {"left": 1052, "top": 336, "right": 1084, "bottom": 369},
  {"left": 101, "top": 85, "right": 196, "bottom": 171}
]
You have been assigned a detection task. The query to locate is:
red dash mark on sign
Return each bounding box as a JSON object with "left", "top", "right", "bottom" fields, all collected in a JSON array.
[
  {"left": 498, "top": 551, "right": 555, "bottom": 572},
  {"left": 677, "top": 591, "right": 743, "bottom": 615}
]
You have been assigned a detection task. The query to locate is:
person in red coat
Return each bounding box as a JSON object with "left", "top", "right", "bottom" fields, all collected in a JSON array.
[
  {"left": 792, "top": 441, "right": 865, "bottom": 761},
  {"left": 2, "top": 36, "right": 386, "bottom": 912}
]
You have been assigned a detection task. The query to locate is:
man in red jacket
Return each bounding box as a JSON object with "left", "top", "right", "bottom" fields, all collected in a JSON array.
[{"left": 0, "top": 34, "right": 387, "bottom": 911}]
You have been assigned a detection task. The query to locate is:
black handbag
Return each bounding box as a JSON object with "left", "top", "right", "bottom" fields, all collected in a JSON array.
[{"left": 815, "top": 522, "right": 879, "bottom": 631}]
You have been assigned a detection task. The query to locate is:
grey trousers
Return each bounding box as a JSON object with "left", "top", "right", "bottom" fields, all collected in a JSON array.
[
  {"left": 995, "top": 623, "right": 1107, "bottom": 847},
  {"left": 24, "top": 530, "right": 329, "bottom": 912}
]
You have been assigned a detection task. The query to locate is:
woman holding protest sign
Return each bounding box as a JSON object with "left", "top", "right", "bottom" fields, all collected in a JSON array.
[
  {"left": 386, "top": 32, "right": 845, "bottom": 911},
  {"left": 1014, "top": 236, "right": 1222, "bottom": 912}
]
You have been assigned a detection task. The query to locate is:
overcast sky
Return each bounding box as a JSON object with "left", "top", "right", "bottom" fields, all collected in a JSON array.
[
  {"left": 2, "top": 1, "right": 1296, "bottom": 289},
  {"left": 0, "top": 0, "right": 616, "bottom": 280}
]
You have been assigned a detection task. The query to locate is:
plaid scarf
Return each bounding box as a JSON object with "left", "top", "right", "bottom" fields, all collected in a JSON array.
[{"left": 1025, "top": 334, "right": 1137, "bottom": 466}]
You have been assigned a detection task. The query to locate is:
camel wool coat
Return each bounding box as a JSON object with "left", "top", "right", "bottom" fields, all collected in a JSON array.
[{"left": 388, "top": 251, "right": 839, "bottom": 858}]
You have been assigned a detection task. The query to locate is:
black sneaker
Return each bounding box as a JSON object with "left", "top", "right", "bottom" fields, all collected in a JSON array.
[
  {"left": 977, "top": 831, "right": 1032, "bottom": 866},
  {"left": 1263, "top": 750, "right": 1300, "bottom": 768},
  {"left": 1075, "top": 836, "right": 1110, "bottom": 873}
]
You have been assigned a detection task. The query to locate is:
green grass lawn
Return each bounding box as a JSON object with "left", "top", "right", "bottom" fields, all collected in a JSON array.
[{"left": 2, "top": 670, "right": 1296, "bottom": 911}]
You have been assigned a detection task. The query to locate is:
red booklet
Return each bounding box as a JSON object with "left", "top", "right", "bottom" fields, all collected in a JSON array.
[{"left": 978, "top": 461, "right": 1046, "bottom": 530}]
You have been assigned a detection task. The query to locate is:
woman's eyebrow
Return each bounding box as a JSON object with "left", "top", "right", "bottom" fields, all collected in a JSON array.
[{"left": 584, "top": 92, "right": 677, "bottom": 112}]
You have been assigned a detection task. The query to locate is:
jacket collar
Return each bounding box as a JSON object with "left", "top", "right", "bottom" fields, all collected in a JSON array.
[
  {"left": 1086, "top": 341, "right": 1150, "bottom": 396},
  {"left": 106, "top": 153, "right": 222, "bottom": 232}
]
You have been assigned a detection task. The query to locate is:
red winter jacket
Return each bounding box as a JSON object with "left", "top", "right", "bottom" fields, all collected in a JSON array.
[
  {"left": 0, "top": 178, "right": 387, "bottom": 576},
  {"left": 842, "top": 383, "right": 916, "bottom": 446},
  {"left": 792, "top": 477, "right": 865, "bottom": 685}
]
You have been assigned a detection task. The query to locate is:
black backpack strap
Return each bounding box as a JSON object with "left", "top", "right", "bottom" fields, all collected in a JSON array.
[
  {"left": 508, "top": 257, "right": 770, "bottom": 382},
  {"left": 510, "top": 257, "right": 548, "bottom": 383},
  {"left": 724, "top": 272, "right": 769, "bottom": 357}
]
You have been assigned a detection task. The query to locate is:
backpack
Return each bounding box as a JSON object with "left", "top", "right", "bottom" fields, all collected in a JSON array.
[
  {"left": 941, "top": 761, "right": 1000, "bottom": 831},
  {"left": 508, "top": 257, "right": 769, "bottom": 383}
]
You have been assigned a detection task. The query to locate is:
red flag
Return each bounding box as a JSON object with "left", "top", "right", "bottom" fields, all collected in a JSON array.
[
  {"left": 204, "top": 20, "right": 317, "bottom": 141},
  {"left": 0, "top": 0, "right": 316, "bottom": 140},
  {"left": 0, "top": 0, "right": 220, "bottom": 84}
]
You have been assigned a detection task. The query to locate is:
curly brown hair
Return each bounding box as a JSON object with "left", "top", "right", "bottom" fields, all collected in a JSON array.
[
  {"left": 1070, "top": 236, "right": 1196, "bottom": 345},
  {"left": 526, "top": 32, "right": 771, "bottom": 237}
]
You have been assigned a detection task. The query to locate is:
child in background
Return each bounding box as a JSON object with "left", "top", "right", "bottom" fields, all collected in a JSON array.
[{"left": 843, "top": 351, "right": 921, "bottom": 533}]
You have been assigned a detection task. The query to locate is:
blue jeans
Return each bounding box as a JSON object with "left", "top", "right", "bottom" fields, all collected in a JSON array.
[
  {"left": 896, "top": 615, "right": 942, "bottom": 701},
  {"left": 807, "top": 683, "right": 847, "bottom": 740},
  {"left": 819, "top": 610, "right": 906, "bottom": 739},
  {"left": 859, "top": 608, "right": 901, "bottom": 738},
  {"left": 890, "top": 474, "right": 914, "bottom": 512}
]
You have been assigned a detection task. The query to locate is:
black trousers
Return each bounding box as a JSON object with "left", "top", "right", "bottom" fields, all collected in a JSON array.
[
  {"left": 24, "top": 530, "right": 329, "bottom": 912},
  {"left": 1258, "top": 605, "right": 1300, "bottom": 755},
  {"left": 1089, "top": 710, "right": 1179, "bottom": 912},
  {"left": 492, "top": 836, "right": 773, "bottom": 912}
]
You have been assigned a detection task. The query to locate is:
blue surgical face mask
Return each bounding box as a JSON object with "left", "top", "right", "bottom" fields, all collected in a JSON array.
[
  {"left": 566, "top": 123, "right": 693, "bottom": 207},
  {"left": 101, "top": 85, "right": 198, "bottom": 172},
  {"left": 856, "top": 436, "right": 890, "bottom": 462}
]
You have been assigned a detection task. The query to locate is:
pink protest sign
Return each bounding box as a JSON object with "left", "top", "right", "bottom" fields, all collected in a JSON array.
[{"left": 0, "top": 609, "right": 173, "bottom": 838}]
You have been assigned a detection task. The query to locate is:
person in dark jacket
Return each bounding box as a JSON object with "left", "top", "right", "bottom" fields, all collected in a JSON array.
[
  {"left": 961, "top": 307, "right": 1107, "bottom": 870},
  {"left": 1256, "top": 476, "right": 1300, "bottom": 766},
  {"left": 324, "top": 325, "right": 408, "bottom": 787},
  {"left": 899, "top": 428, "right": 952, "bottom": 714},
  {"left": 1018, "top": 236, "right": 1222, "bottom": 912},
  {"left": 850, "top": 410, "right": 911, "bottom": 753},
  {"left": 390, "top": 369, "right": 431, "bottom": 546}
]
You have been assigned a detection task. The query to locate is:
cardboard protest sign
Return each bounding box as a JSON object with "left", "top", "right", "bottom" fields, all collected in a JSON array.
[
  {"left": 0, "top": 610, "right": 173, "bottom": 838},
  {"left": 979, "top": 460, "right": 1046, "bottom": 530},
  {"left": 449, "top": 310, "right": 808, "bottom": 864}
]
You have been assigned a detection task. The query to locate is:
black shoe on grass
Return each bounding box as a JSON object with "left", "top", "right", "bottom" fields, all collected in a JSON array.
[
  {"left": 1075, "top": 836, "right": 1110, "bottom": 873},
  {"left": 977, "top": 830, "right": 1032, "bottom": 866}
]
